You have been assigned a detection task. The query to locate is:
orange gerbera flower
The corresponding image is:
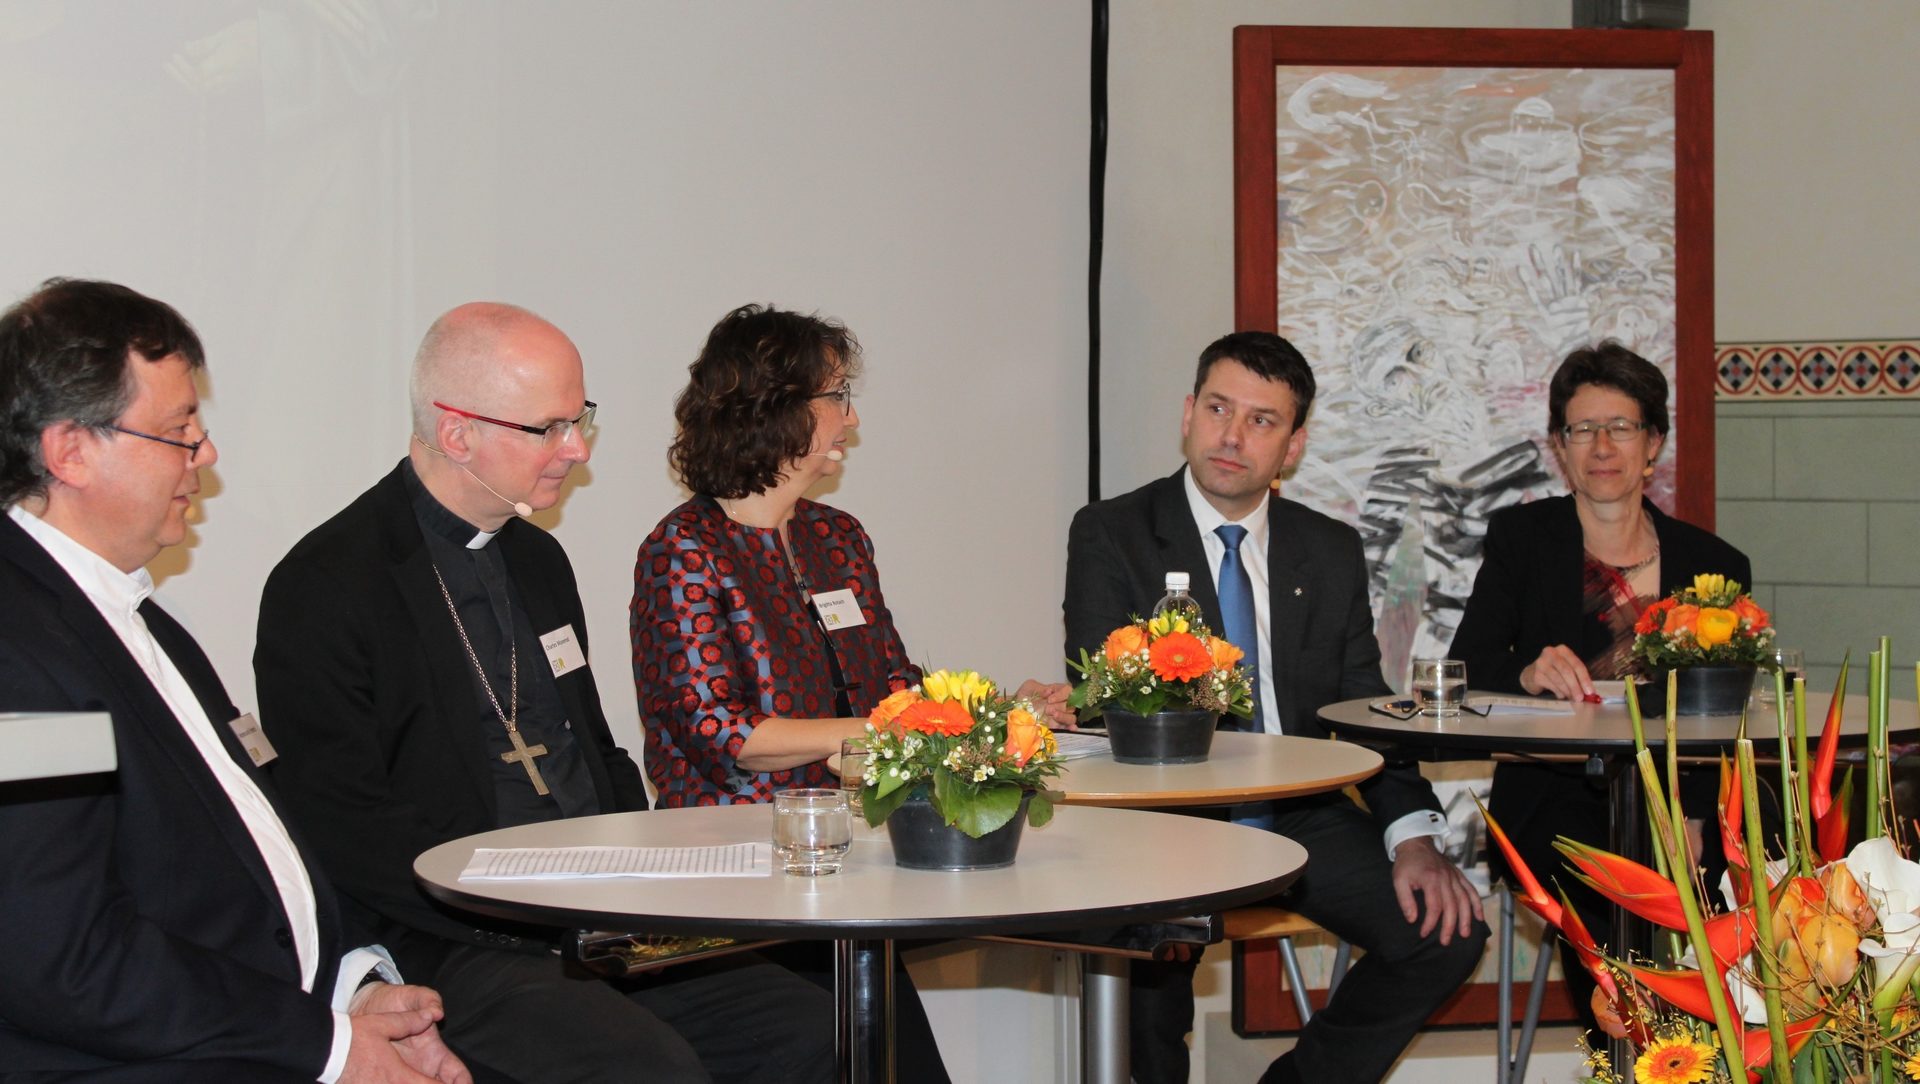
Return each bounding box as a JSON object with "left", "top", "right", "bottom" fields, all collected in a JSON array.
[
  {"left": 1148, "top": 631, "right": 1212, "bottom": 682},
  {"left": 1636, "top": 597, "right": 1675, "bottom": 636},
  {"left": 1208, "top": 636, "right": 1245, "bottom": 670},
  {"left": 869, "top": 688, "right": 923, "bottom": 729},
  {"left": 1103, "top": 624, "right": 1149, "bottom": 663},
  {"left": 1633, "top": 1032, "right": 1716, "bottom": 1084},
  {"left": 896, "top": 698, "right": 976, "bottom": 737}
]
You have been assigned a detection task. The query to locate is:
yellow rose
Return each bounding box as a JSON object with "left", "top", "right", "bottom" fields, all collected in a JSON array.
[
  {"left": 1691, "top": 573, "right": 1727, "bottom": 599},
  {"left": 1694, "top": 607, "right": 1738, "bottom": 648},
  {"left": 1208, "top": 637, "right": 1245, "bottom": 670}
]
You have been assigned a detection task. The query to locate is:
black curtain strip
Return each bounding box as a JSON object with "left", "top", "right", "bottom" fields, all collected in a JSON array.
[{"left": 1088, "top": 0, "right": 1108, "bottom": 505}]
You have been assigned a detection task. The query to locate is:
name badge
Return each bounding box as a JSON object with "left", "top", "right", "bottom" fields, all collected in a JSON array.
[
  {"left": 811, "top": 588, "right": 867, "bottom": 630},
  {"left": 227, "top": 712, "right": 277, "bottom": 767},
  {"left": 541, "top": 624, "right": 589, "bottom": 677}
]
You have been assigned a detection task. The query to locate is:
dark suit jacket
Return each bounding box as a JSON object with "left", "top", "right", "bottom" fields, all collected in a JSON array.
[
  {"left": 1449, "top": 495, "right": 1754, "bottom": 694},
  {"left": 1063, "top": 468, "right": 1442, "bottom": 830},
  {"left": 0, "top": 514, "right": 343, "bottom": 1077},
  {"left": 255, "top": 463, "right": 647, "bottom": 977}
]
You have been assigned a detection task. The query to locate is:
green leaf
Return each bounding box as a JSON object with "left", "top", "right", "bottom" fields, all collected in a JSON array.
[
  {"left": 932, "top": 770, "right": 1022, "bottom": 838},
  {"left": 1026, "top": 792, "right": 1054, "bottom": 828},
  {"left": 861, "top": 779, "right": 915, "bottom": 828},
  {"left": 871, "top": 764, "right": 910, "bottom": 800}
]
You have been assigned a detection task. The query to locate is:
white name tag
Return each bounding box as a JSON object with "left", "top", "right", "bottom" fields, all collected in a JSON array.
[
  {"left": 811, "top": 589, "right": 867, "bottom": 630},
  {"left": 541, "top": 624, "right": 589, "bottom": 677},
  {"left": 227, "top": 712, "right": 277, "bottom": 767}
]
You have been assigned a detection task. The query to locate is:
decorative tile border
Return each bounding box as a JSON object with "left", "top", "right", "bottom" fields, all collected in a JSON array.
[{"left": 1717, "top": 341, "right": 1920, "bottom": 398}]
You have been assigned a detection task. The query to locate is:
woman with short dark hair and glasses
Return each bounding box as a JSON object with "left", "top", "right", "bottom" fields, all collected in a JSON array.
[{"left": 1449, "top": 340, "right": 1752, "bottom": 1026}]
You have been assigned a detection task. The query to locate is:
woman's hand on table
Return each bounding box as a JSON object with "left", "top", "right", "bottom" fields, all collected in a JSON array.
[
  {"left": 1519, "top": 644, "right": 1595, "bottom": 701},
  {"left": 1014, "top": 679, "right": 1077, "bottom": 729}
]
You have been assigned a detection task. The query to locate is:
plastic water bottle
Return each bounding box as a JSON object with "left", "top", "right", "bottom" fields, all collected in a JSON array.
[{"left": 1152, "top": 572, "right": 1204, "bottom": 630}]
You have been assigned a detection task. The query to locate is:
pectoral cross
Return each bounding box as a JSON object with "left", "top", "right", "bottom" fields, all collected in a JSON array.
[{"left": 501, "top": 726, "right": 551, "bottom": 796}]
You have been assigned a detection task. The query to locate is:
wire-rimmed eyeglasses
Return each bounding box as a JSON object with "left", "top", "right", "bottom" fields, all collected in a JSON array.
[
  {"left": 106, "top": 424, "right": 212, "bottom": 459},
  {"left": 434, "top": 400, "right": 598, "bottom": 445}
]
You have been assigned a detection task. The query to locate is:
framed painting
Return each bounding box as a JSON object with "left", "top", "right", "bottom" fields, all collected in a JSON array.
[
  {"left": 1230, "top": 24, "right": 1713, "bottom": 1033},
  {"left": 1233, "top": 24, "right": 1714, "bottom": 678}
]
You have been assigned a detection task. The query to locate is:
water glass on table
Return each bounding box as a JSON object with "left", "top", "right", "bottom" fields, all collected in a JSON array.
[
  {"left": 838, "top": 739, "right": 869, "bottom": 815},
  {"left": 1411, "top": 658, "right": 1467, "bottom": 716},
  {"left": 1756, "top": 647, "right": 1806, "bottom": 706},
  {"left": 773, "top": 788, "right": 852, "bottom": 876}
]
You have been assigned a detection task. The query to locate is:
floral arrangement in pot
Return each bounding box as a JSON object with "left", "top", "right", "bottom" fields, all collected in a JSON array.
[
  {"left": 1066, "top": 611, "right": 1254, "bottom": 763},
  {"left": 853, "top": 669, "right": 1063, "bottom": 842},
  {"left": 1631, "top": 574, "right": 1777, "bottom": 716},
  {"left": 1485, "top": 640, "right": 1920, "bottom": 1083}
]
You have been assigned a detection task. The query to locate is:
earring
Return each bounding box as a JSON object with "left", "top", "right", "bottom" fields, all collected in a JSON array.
[{"left": 1642, "top": 462, "right": 1655, "bottom": 479}]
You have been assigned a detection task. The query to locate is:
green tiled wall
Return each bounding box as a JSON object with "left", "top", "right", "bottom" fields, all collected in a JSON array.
[{"left": 1715, "top": 399, "right": 1920, "bottom": 692}]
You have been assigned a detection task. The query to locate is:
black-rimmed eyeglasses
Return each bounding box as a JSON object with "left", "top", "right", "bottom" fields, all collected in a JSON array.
[
  {"left": 106, "top": 424, "right": 212, "bottom": 459},
  {"left": 1558, "top": 419, "right": 1648, "bottom": 444},
  {"left": 434, "top": 400, "right": 598, "bottom": 445},
  {"left": 811, "top": 384, "right": 854, "bottom": 416}
]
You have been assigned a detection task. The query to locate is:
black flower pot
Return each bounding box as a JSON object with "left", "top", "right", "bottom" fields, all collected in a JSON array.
[
  {"left": 885, "top": 792, "right": 1032, "bottom": 871},
  {"left": 1639, "top": 665, "right": 1758, "bottom": 716},
  {"left": 1099, "top": 708, "right": 1220, "bottom": 764}
]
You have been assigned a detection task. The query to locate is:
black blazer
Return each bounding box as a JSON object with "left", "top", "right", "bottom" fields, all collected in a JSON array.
[
  {"left": 1449, "top": 495, "right": 1754, "bottom": 694},
  {"left": 0, "top": 514, "right": 343, "bottom": 1077},
  {"left": 255, "top": 463, "right": 647, "bottom": 975},
  {"left": 1063, "top": 468, "right": 1442, "bottom": 829}
]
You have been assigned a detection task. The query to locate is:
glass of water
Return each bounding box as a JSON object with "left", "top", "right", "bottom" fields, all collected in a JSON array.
[
  {"left": 1411, "top": 658, "right": 1467, "bottom": 716},
  {"left": 839, "top": 739, "right": 869, "bottom": 815},
  {"left": 773, "top": 788, "right": 852, "bottom": 876},
  {"left": 1757, "top": 647, "right": 1806, "bottom": 706}
]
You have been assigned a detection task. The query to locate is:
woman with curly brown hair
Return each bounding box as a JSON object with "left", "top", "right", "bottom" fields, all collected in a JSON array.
[{"left": 633, "top": 303, "right": 1069, "bottom": 809}]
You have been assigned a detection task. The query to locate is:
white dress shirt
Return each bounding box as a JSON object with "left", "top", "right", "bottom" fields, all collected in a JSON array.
[
  {"left": 9, "top": 505, "right": 358, "bottom": 1081},
  {"left": 1179, "top": 474, "right": 1446, "bottom": 857}
]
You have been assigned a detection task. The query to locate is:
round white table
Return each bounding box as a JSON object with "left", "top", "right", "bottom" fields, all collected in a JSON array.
[
  {"left": 1055, "top": 729, "right": 1381, "bottom": 807},
  {"left": 415, "top": 803, "right": 1305, "bottom": 1084},
  {"left": 1049, "top": 730, "right": 1382, "bottom": 1083}
]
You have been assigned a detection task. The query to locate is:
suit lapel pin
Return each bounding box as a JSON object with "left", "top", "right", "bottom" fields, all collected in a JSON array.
[{"left": 1292, "top": 587, "right": 1303, "bottom": 596}]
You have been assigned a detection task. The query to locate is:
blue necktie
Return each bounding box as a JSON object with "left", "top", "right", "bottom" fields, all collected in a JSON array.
[{"left": 1214, "top": 524, "right": 1263, "bottom": 732}]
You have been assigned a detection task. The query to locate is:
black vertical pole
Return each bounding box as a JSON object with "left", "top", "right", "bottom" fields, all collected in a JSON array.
[{"left": 1088, "top": 0, "right": 1108, "bottom": 505}]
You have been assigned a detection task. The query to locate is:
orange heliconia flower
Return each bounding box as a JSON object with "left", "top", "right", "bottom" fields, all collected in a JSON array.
[
  {"left": 896, "top": 698, "right": 975, "bottom": 737},
  {"left": 1208, "top": 637, "right": 1245, "bottom": 670},
  {"left": 869, "top": 688, "right": 923, "bottom": 730},
  {"left": 1662, "top": 603, "right": 1700, "bottom": 637},
  {"left": 1103, "top": 624, "right": 1149, "bottom": 663},
  {"left": 1148, "top": 631, "right": 1212, "bottom": 682},
  {"left": 1003, "top": 707, "right": 1046, "bottom": 767}
]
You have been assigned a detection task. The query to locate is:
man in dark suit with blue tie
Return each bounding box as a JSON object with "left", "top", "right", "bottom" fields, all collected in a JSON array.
[{"left": 1064, "top": 331, "right": 1488, "bottom": 1084}]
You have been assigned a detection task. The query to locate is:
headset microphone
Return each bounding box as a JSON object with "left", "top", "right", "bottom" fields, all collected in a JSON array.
[
  {"left": 413, "top": 435, "right": 534, "bottom": 516},
  {"left": 808, "top": 449, "right": 845, "bottom": 462}
]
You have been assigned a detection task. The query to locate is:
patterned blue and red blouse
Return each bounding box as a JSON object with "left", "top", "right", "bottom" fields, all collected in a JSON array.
[{"left": 632, "top": 496, "right": 919, "bottom": 806}]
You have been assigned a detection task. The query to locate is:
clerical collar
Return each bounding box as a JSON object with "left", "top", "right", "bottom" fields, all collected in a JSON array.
[{"left": 401, "top": 458, "right": 499, "bottom": 550}]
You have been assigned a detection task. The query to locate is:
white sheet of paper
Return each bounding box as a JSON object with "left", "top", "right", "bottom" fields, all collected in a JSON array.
[{"left": 458, "top": 843, "right": 773, "bottom": 881}]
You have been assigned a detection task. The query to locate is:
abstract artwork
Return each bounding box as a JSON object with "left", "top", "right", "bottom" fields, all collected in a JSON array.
[{"left": 1233, "top": 27, "right": 1714, "bottom": 683}]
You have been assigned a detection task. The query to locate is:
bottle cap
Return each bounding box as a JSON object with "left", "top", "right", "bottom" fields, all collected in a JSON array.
[{"left": 1165, "top": 571, "right": 1190, "bottom": 590}]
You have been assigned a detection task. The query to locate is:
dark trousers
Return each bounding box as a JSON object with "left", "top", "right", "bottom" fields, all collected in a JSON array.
[
  {"left": 428, "top": 944, "right": 835, "bottom": 1084},
  {"left": 1132, "top": 797, "right": 1489, "bottom": 1084}
]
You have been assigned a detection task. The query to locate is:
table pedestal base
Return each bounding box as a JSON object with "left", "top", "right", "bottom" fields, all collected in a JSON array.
[
  {"left": 1082, "top": 953, "right": 1130, "bottom": 1084},
  {"left": 835, "top": 939, "right": 894, "bottom": 1084}
]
